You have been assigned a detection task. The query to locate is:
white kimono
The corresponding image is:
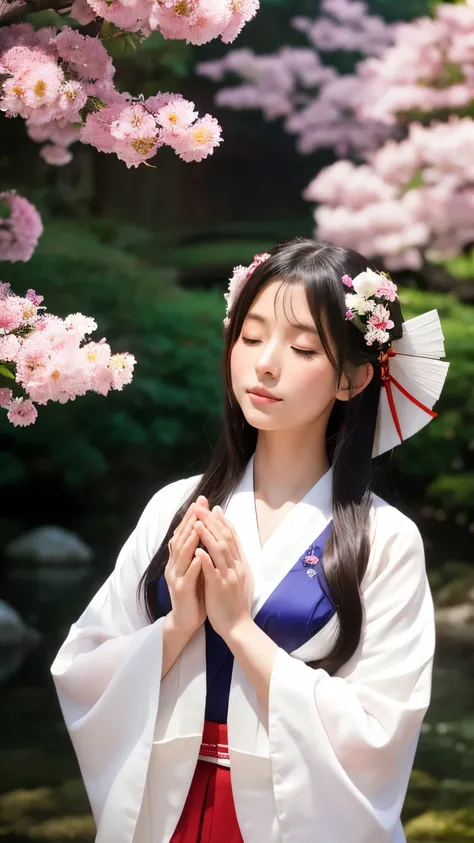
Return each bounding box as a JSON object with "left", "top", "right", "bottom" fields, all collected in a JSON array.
[{"left": 51, "top": 454, "right": 435, "bottom": 843}]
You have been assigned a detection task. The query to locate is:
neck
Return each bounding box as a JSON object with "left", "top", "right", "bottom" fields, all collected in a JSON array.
[{"left": 253, "top": 427, "right": 330, "bottom": 509}]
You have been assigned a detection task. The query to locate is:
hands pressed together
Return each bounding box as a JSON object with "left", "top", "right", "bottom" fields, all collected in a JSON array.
[{"left": 165, "top": 497, "right": 254, "bottom": 641}]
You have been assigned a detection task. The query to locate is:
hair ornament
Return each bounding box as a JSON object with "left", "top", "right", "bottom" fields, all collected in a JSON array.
[
  {"left": 372, "top": 309, "right": 449, "bottom": 457},
  {"left": 341, "top": 268, "right": 449, "bottom": 456},
  {"left": 223, "top": 252, "right": 271, "bottom": 327},
  {"left": 343, "top": 267, "right": 398, "bottom": 348}
]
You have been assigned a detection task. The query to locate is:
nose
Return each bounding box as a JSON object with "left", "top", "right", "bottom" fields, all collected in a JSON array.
[{"left": 254, "top": 340, "right": 281, "bottom": 381}]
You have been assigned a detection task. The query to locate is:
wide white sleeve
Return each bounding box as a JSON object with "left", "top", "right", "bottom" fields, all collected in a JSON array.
[
  {"left": 268, "top": 511, "right": 435, "bottom": 843},
  {"left": 50, "top": 480, "right": 189, "bottom": 843}
]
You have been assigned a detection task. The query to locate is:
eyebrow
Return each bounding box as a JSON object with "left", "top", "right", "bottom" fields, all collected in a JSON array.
[{"left": 245, "top": 312, "right": 319, "bottom": 336}]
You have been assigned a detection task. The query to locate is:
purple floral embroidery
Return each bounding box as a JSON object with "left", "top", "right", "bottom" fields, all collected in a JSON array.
[
  {"left": 303, "top": 553, "right": 319, "bottom": 566},
  {"left": 303, "top": 545, "right": 321, "bottom": 577}
]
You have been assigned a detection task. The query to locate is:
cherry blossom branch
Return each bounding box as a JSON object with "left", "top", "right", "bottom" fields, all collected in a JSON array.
[{"left": 0, "top": 0, "right": 71, "bottom": 26}]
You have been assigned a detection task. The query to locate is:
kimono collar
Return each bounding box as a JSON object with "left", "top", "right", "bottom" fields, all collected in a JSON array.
[{"left": 223, "top": 453, "right": 333, "bottom": 618}]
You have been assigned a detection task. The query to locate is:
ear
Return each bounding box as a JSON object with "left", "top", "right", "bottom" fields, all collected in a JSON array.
[{"left": 336, "top": 362, "right": 374, "bottom": 402}]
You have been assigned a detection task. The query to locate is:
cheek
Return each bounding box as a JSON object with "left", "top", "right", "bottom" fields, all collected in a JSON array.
[
  {"left": 289, "top": 358, "right": 337, "bottom": 401},
  {"left": 230, "top": 343, "right": 247, "bottom": 386}
]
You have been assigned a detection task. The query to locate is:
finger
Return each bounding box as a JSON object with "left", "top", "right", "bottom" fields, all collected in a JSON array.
[
  {"left": 212, "top": 506, "right": 241, "bottom": 559},
  {"left": 185, "top": 554, "right": 202, "bottom": 581},
  {"left": 196, "top": 548, "right": 217, "bottom": 578},
  {"left": 172, "top": 502, "right": 196, "bottom": 545},
  {"left": 169, "top": 515, "right": 196, "bottom": 561},
  {"left": 195, "top": 521, "right": 227, "bottom": 573},
  {"left": 173, "top": 495, "right": 209, "bottom": 547},
  {"left": 195, "top": 505, "right": 230, "bottom": 546},
  {"left": 174, "top": 528, "right": 200, "bottom": 576}
]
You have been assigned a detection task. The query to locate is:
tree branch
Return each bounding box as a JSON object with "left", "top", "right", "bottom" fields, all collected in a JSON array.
[{"left": 0, "top": 0, "right": 72, "bottom": 27}]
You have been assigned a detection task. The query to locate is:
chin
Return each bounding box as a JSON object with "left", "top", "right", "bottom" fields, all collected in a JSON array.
[
  {"left": 245, "top": 415, "right": 281, "bottom": 431},
  {"left": 240, "top": 402, "right": 285, "bottom": 431}
]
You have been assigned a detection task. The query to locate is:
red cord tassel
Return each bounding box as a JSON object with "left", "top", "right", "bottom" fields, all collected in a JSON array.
[{"left": 378, "top": 348, "right": 437, "bottom": 445}]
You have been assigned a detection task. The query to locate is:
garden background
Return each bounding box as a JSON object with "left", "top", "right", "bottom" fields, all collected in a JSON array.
[{"left": 1, "top": 0, "right": 474, "bottom": 840}]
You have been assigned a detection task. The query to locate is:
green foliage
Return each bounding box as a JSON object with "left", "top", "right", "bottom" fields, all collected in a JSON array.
[{"left": 83, "top": 216, "right": 314, "bottom": 272}]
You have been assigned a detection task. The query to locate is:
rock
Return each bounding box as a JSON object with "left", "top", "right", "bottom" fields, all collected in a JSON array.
[
  {"left": 3, "top": 527, "right": 94, "bottom": 632},
  {"left": 435, "top": 603, "right": 474, "bottom": 646},
  {"left": 0, "top": 600, "right": 41, "bottom": 684},
  {"left": 0, "top": 787, "right": 59, "bottom": 825},
  {"left": 0, "top": 783, "right": 94, "bottom": 842},
  {"left": 26, "top": 815, "right": 96, "bottom": 841},
  {"left": 404, "top": 808, "right": 474, "bottom": 840},
  {"left": 434, "top": 573, "right": 474, "bottom": 647},
  {"left": 0, "top": 600, "right": 41, "bottom": 647},
  {"left": 435, "top": 574, "right": 474, "bottom": 609},
  {"left": 4, "top": 526, "right": 93, "bottom": 590},
  {"left": 5, "top": 527, "right": 93, "bottom": 567}
]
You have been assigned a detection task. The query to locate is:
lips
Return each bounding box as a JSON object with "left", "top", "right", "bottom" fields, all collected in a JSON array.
[{"left": 247, "top": 387, "right": 282, "bottom": 400}]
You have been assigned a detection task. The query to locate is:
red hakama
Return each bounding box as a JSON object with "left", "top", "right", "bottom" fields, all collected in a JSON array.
[{"left": 170, "top": 721, "right": 244, "bottom": 843}]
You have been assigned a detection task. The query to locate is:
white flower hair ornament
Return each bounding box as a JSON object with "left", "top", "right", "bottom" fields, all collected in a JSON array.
[
  {"left": 343, "top": 268, "right": 450, "bottom": 457},
  {"left": 223, "top": 252, "right": 271, "bottom": 328}
]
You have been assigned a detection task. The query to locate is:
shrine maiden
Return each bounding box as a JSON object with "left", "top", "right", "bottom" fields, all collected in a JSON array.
[{"left": 51, "top": 238, "right": 449, "bottom": 843}]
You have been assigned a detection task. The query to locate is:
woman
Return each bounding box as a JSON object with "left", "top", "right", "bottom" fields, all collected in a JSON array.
[{"left": 51, "top": 238, "right": 449, "bottom": 843}]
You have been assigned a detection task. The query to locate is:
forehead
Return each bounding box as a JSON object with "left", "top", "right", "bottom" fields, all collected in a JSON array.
[{"left": 248, "top": 279, "right": 313, "bottom": 326}]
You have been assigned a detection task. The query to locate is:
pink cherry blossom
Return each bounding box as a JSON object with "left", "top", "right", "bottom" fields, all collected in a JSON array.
[
  {"left": 165, "top": 114, "right": 222, "bottom": 162},
  {"left": 40, "top": 144, "right": 73, "bottom": 166},
  {"left": 156, "top": 99, "right": 199, "bottom": 131},
  {"left": 0, "top": 295, "right": 27, "bottom": 331},
  {"left": 0, "top": 191, "right": 43, "bottom": 262},
  {"left": 0, "top": 16, "right": 229, "bottom": 168},
  {"left": 0, "top": 282, "right": 136, "bottom": 424},
  {"left": 309, "top": 116, "right": 474, "bottom": 269},
  {"left": 110, "top": 352, "right": 136, "bottom": 390},
  {"left": 64, "top": 313, "right": 98, "bottom": 338},
  {"left": 0, "top": 334, "right": 21, "bottom": 361},
  {"left": 356, "top": 4, "right": 474, "bottom": 125},
  {"left": 0, "top": 388, "right": 13, "bottom": 409},
  {"left": 54, "top": 28, "right": 114, "bottom": 82},
  {"left": 7, "top": 397, "right": 38, "bottom": 427},
  {"left": 198, "top": 0, "right": 394, "bottom": 157},
  {"left": 111, "top": 104, "right": 158, "bottom": 141}
]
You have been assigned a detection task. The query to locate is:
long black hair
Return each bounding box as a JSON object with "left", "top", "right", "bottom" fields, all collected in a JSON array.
[{"left": 138, "top": 238, "right": 404, "bottom": 675}]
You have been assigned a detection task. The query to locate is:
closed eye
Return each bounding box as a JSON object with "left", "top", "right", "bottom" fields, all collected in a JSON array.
[{"left": 241, "top": 337, "right": 317, "bottom": 359}]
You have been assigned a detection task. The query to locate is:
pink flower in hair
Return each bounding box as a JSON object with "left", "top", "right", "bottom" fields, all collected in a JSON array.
[
  {"left": 341, "top": 274, "right": 353, "bottom": 288},
  {"left": 376, "top": 275, "right": 398, "bottom": 302},
  {"left": 223, "top": 251, "right": 271, "bottom": 323},
  {"left": 246, "top": 251, "right": 271, "bottom": 278},
  {"left": 364, "top": 304, "right": 395, "bottom": 345}
]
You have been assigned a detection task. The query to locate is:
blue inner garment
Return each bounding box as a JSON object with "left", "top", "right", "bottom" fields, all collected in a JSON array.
[{"left": 157, "top": 520, "right": 335, "bottom": 723}]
